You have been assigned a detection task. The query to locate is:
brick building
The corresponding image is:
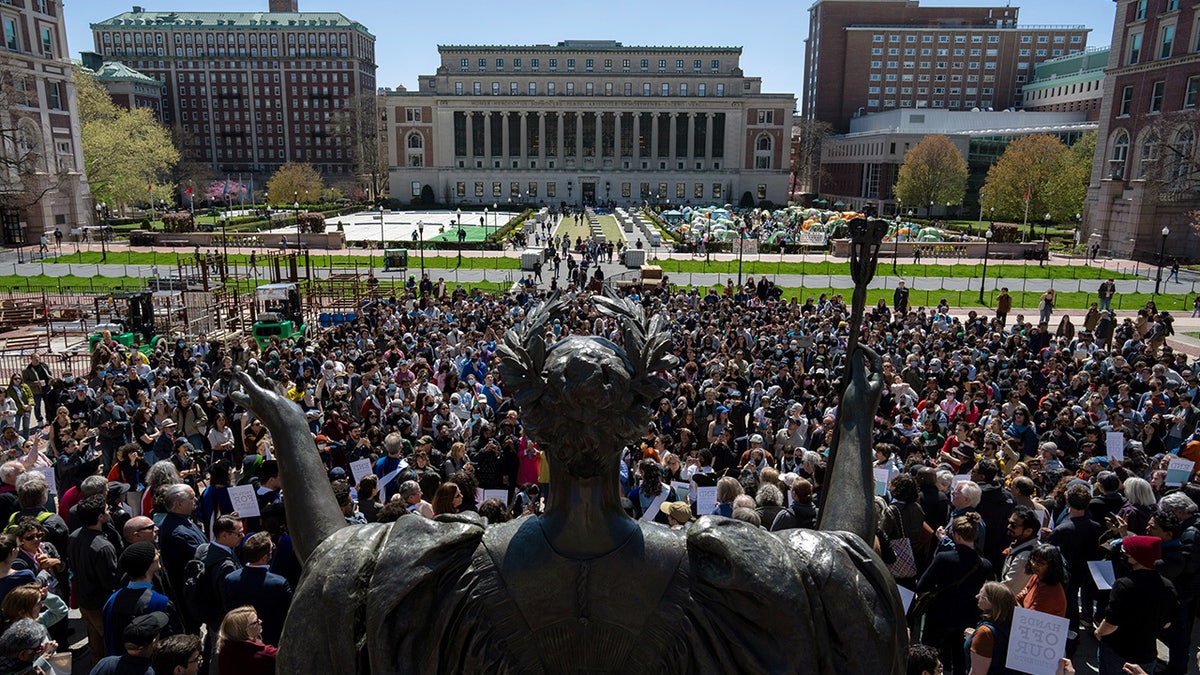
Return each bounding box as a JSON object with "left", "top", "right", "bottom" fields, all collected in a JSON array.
[
  {"left": 90, "top": 3, "right": 376, "bottom": 186},
  {"left": 0, "top": 0, "right": 90, "bottom": 245},
  {"left": 385, "top": 41, "right": 794, "bottom": 208},
  {"left": 1084, "top": 0, "right": 1200, "bottom": 261},
  {"left": 803, "top": 0, "right": 1090, "bottom": 133}
]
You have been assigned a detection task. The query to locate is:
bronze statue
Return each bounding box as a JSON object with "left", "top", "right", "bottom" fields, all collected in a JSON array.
[{"left": 232, "top": 287, "right": 906, "bottom": 673}]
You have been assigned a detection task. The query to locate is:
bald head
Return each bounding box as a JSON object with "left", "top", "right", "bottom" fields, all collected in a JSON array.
[{"left": 123, "top": 516, "right": 157, "bottom": 544}]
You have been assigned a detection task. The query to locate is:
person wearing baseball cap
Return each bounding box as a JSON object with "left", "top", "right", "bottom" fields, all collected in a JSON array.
[
  {"left": 90, "top": 611, "right": 169, "bottom": 674},
  {"left": 659, "top": 500, "right": 694, "bottom": 531},
  {"left": 1094, "top": 535, "right": 1178, "bottom": 673}
]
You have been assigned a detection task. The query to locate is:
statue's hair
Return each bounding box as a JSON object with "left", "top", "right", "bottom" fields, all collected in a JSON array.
[{"left": 497, "top": 293, "right": 678, "bottom": 479}]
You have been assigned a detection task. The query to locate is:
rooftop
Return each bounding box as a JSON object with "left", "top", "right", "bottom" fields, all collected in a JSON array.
[
  {"left": 438, "top": 41, "right": 741, "bottom": 54},
  {"left": 87, "top": 61, "right": 161, "bottom": 86},
  {"left": 842, "top": 108, "right": 1095, "bottom": 136},
  {"left": 91, "top": 10, "right": 373, "bottom": 37}
]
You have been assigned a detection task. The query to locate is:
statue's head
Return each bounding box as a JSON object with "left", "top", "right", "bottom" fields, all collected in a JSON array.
[{"left": 497, "top": 292, "right": 677, "bottom": 480}]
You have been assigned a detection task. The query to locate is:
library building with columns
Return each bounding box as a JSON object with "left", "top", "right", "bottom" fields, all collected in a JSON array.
[{"left": 384, "top": 41, "right": 795, "bottom": 208}]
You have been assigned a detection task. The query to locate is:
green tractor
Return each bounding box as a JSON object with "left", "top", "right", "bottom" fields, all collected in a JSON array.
[
  {"left": 89, "top": 291, "right": 162, "bottom": 354},
  {"left": 251, "top": 282, "right": 307, "bottom": 350}
]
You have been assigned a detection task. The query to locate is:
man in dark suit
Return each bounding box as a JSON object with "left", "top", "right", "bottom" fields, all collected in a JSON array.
[
  {"left": 200, "top": 515, "right": 243, "bottom": 666},
  {"left": 221, "top": 531, "right": 293, "bottom": 646},
  {"left": 158, "top": 484, "right": 205, "bottom": 630}
]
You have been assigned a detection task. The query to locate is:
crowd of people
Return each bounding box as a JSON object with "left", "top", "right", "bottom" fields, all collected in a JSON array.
[{"left": 0, "top": 264, "right": 1194, "bottom": 674}]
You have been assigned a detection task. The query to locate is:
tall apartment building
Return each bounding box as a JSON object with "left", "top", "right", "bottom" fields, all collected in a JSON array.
[
  {"left": 1021, "top": 48, "right": 1108, "bottom": 120},
  {"left": 803, "top": 0, "right": 1090, "bottom": 132},
  {"left": 90, "top": 4, "right": 376, "bottom": 183},
  {"left": 386, "top": 41, "right": 795, "bottom": 208},
  {"left": 1084, "top": 0, "right": 1200, "bottom": 261},
  {"left": 0, "top": 0, "right": 89, "bottom": 245}
]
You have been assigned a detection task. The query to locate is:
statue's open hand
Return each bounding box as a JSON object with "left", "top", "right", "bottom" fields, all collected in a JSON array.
[{"left": 231, "top": 362, "right": 300, "bottom": 427}]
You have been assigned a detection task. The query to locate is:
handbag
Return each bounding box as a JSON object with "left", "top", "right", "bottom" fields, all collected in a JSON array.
[{"left": 885, "top": 505, "right": 918, "bottom": 579}]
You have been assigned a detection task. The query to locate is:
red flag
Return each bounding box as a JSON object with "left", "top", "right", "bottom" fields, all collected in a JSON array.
[
  {"left": 185, "top": 185, "right": 193, "bottom": 195},
  {"left": 147, "top": 183, "right": 153, "bottom": 193},
  {"left": 1023, "top": 187, "right": 1031, "bottom": 202}
]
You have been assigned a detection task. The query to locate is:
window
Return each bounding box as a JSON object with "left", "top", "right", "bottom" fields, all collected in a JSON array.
[
  {"left": 676, "top": 59, "right": 684, "bottom": 70},
  {"left": 757, "top": 110, "right": 774, "bottom": 124},
  {"left": 39, "top": 28, "right": 52, "bottom": 56},
  {"left": 529, "top": 82, "right": 536, "bottom": 95},
  {"left": 3, "top": 18, "right": 18, "bottom": 50},
  {"left": 757, "top": 184, "right": 767, "bottom": 200},
  {"left": 1137, "top": 131, "right": 1159, "bottom": 178},
  {"left": 566, "top": 82, "right": 574, "bottom": 95},
  {"left": 473, "top": 82, "right": 481, "bottom": 95},
  {"left": 711, "top": 59, "right": 719, "bottom": 72},
  {"left": 496, "top": 58, "right": 504, "bottom": 70},
  {"left": 661, "top": 83, "right": 669, "bottom": 96},
  {"left": 873, "top": 34, "right": 884, "bottom": 42},
  {"left": 622, "top": 58, "right": 630, "bottom": 69},
  {"left": 511, "top": 82, "right": 518, "bottom": 95},
  {"left": 1160, "top": 25, "right": 1175, "bottom": 58},
  {"left": 1129, "top": 33, "right": 1142, "bottom": 64},
  {"left": 492, "top": 82, "right": 500, "bottom": 95},
  {"left": 716, "top": 84, "right": 724, "bottom": 97},
  {"left": 514, "top": 58, "right": 522, "bottom": 70},
  {"left": 1185, "top": 76, "right": 1200, "bottom": 108},
  {"left": 698, "top": 83, "right": 706, "bottom": 96},
  {"left": 411, "top": 181, "right": 421, "bottom": 197},
  {"left": 658, "top": 59, "right": 666, "bottom": 70},
  {"left": 547, "top": 82, "right": 555, "bottom": 95},
  {"left": 640, "top": 59, "right": 648, "bottom": 71},
  {"left": 455, "top": 82, "right": 463, "bottom": 95},
  {"left": 643, "top": 82, "right": 651, "bottom": 96},
  {"left": 1135, "top": 0, "right": 1147, "bottom": 20},
  {"left": 1171, "top": 129, "right": 1193, "bottom": 183},
  {"left": 549, "top": 58, "right": 557, "bottom": 70},
  {"left": 679, "top": 83, "right": 687, "bottom": 96},
  {"left": 1110, "top": 130, "right": 1130, "bottom": 180},
  {"left": 406, "top": 108, "right": 422, "bottom": 122},
  {"left": 1150, "top": 80, "right": 1165, "bottom": 112},
  {"left": 585, "top": 58, "right": 593, "bottom": 71},
  {"left": 566, "top": 58, "right": 575, "bottom": 71},
  {"left": 46, "top": 81, "right": 61, "bottom": 109},
  {"left": 531, "top": 58, "right": 539, "bottom": 70}
]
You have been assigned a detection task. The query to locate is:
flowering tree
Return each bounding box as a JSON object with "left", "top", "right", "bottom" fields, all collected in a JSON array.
[{"left": 206, "top": 180, "right": 247, "bottom": 202}]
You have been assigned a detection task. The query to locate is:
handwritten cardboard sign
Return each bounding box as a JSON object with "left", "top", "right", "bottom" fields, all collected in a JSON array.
[
  {"left": 671, "top": 481, "right": 690, "bottom": 504},
  {"left": 32, "top": 467, "right": 56, "bottom": 496},
  {"left": 1007, "top": 607, "right": 1070, "bottom": 675},
  {"left": 874, "top": 468, "right": 893, "bottom": 497},
  {"left": 227, "top": 484, "right": 260, "bottom": 519}
]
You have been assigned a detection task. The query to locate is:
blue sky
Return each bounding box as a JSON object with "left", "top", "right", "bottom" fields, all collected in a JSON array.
[{"left": 66, "top": 0, "right": 1118, "bottom": 104}]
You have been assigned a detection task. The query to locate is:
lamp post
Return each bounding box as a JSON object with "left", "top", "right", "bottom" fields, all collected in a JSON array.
[
  {"left": 95, "top": 202, "right": 107, "bottom": 262},
  {"left": 1155, "top": 225, "right": 1170, "bottom": 294},
  {"left": 893, "top": 213, "right": 902, "bottom": 274},
  {"left": 493, "top": 202, "right": 498, "bottom": 236},
  {"left": 456, "top": 207, "right": 463, "bottom": 265},
  {"left": 605, "top": 181, "right": 611, "bottom": 207},
  {"left": 378, "top": 203, "right": 385, "bottom": 252},
  {"left": 1041, "top": 212, "right": 1051, "bottom": 266},
  {"left": 418, "top": 220, "right": 425, "bottom": 277},
  {"left": 567, "top": 181, "right": 573, "bottom": 206},
  {"left": 979, "top": 227, "right": 993, "bottom": 304},
  {"left": 737, "top": 222, "right": 747, "bottom": 287},
  {"left": 483, "top": 207, "right": 489, "bottom": 239}
]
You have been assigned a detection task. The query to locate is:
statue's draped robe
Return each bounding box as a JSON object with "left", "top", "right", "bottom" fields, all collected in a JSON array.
[{"left": 280, "top": 514, "right": 906, "bottom": 674}]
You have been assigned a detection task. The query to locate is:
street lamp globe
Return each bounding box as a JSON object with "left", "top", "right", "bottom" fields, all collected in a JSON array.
[
  {"left": 1162, "top": 226, "right": 1171, "bottom": 237},
  {"left": 985, "top": 228, "right": 993, "bottom": 240}
]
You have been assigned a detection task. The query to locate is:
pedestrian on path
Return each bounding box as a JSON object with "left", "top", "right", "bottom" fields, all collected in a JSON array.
[
  {"left": 996, "top": 287, "right": 1012, "bottom": 328},
  {"left": 1038, "top": 289, "right": 1056, "bottom": 326},
  {"left": 1168, "top": 259, "right": 1180, "bottom": 283},
  {"left": 1097, "top": 278, "right": 1115, "bottom": 311},
  {"left": 893, "top": 281, "right": 910, "bottom": 314}
]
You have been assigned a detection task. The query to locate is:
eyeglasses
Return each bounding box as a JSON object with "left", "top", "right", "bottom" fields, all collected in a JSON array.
[
  {"left": 250, "top": 619, "right": 263, "bottom": 626},
  {"left": 188, "top": 654, "right": 204, "bottom": 664},
  {"left": 135, "top": 524, "right": 157, "bottom": 533},
  {"left": 21, "top": 534, "right": 42, "bottom": 541}
]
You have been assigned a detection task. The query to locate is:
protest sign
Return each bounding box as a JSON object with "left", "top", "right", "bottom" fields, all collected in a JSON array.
[
  {"left": 1166, "top": 457, "right": 1195, "bottom": 487},
  {"left": 695, "top": 486, "right": 718, "bottom": 516},
  {"left": 349, "top": 459, "right": 373, "bottom": 486},
  {"left": 1105, "top": 433, "right": 1125, "bottom": 462},
  {"left": 1087, "top": 560, "right": 1116, "bottom": 591},
  {"left": 227, "top": 484, "right": 260, "bottom": 519},
  {"left": 1007, "top": 607, "right": 1069, "bottom": 675},
  {"left": 873, "top": 468, "right": 892, "bottom": 497},
  {"left": 32, "top": 467, "right": 56, "bottom": 496}
]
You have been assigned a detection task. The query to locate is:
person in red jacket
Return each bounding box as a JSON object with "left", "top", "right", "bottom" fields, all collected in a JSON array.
[{"left": 217, "top": 606, "right": 277, "bottom": 675}]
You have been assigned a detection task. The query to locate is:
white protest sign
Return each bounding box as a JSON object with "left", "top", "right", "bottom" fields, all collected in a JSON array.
[
  {"left": 952, "top": 474, "right": 973, "bottom": 490},
  {"left": 349, "top": 459, "right": 373, "bottom": 486},
  {"left": 897, "top": 585, "right": 915, "bottom": 614},
  {"left": 227, "top": 484, "right": 260, "bottom": 519},
  {"left": 671, "top": 481, "right": 690, "bottom": 504},
  {"left": 1007, "top": 607, "right": 1070, "bottom": 675},
  {"left": 874, "top": 468, "right": 892, "bottom": 497},
  {"left": 1166, "top": 457, "right": 1195, "bottom": 486},
  {"left": 482, "top": 489, "right": 509, "bottom": 505},
  {"left": 1088, "top": 560, "right": 1116, "bottom": 591},
  {"left": 1105, "top": 432, "right": 1125, "bottom": 462},
  {"left": 32, "top": 467, "right": 56, "bottom": 496},
  {"left": 695, "top": 486, "right": 718, "bottom": 516},
  {"left": 474, "top": 488, "right": 485, "bottom": 505}
]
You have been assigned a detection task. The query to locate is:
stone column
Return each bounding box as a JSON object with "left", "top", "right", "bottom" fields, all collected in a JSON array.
[
  {"left": 595, "top": 111, "right": 603, "bottom": 159},
  {"left": 465, "top": 111, "right": 474, "bottom": 163},
  {"left": 704, "top": 113, "right": 714, "bottom": 160},
  {"left": 632, "top": 113, "right": 641, "bottom": 162},
  {"left": 575, "top": 111, "right": 584, "bottom": 160},
  {"left": 686, "top": 112, "right": 696, "bottom": 162},
  {"left": 538, "top": 112, "right": 547, "bottom": 163},
  {"left": 669, "top": 113, "right": 679, "bottom": 161},
  {"left": 483, "top": 112, "right": 493, "bottom": 159},
  {"left": 650, "top": 112, "right": 660, "bottom": 159},
  {"left": 614, "top": 112, "right": 623, "bottom": 159},
  {"left": 556, "top": 111, "right": 565, "bottom": 162},
  {"left": 519, "top": 111, "right": 528, "bottom": 162},
  {"left": 501, "top": 111, "right": 511, "bottom": 159}
]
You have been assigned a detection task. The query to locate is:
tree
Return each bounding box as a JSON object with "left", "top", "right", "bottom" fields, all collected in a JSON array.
[
  {"left": 77, "top": 67, "right": 179, "bottom": 210},
  {"left": 790, "top": 117, "right": 833, "bottom": 197},
  {"left": 206, "top": 179, "right": 247, "bottom": 202},
  {"left": 331, "top": 93, "right": 389, "bottom": 203},
  {"left": 266, "top": 163, "right": 324, "bottom": 206},
  {"left": 981, "top": 133, "right": 1082, "bottom": 222},
  {"left": 893, "top": 135, "right": 968, "bottom": 216},
  {"left": 0, "top": 69, "right": 75, "bottom": 215},
  {"left": 1134, "top": 110, "right": 1200, "bottom": 195}
]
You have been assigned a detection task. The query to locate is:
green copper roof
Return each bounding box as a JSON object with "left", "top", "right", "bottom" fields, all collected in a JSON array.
[
  {"left": 91, "top": 11, "right": 373, "bottom": 38},
  {"left": 1031, "top": 48, "right": 1110, "bottom": 80},
  {"left": 88, "top": 61, "right": 161, "bottom": 86},
  {"left": 438, "top": 41, "right": 741, "bottom": 54}
]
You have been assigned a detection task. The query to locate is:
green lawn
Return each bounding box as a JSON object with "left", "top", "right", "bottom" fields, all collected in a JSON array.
[
  {"left": 42, "top": 251, "right": 522, "bottom": 270},
  {"left": 427, "top": 225, "right": 491, "bottom": 244},
  {"left": 555, "top": 214, "right": 626, "bottom": 243},
  {"left": 0, "top": 274, "right": 514, "bottom": 298},
  {"left": 652, "top": 258, "right": 1133, "bottom": 280}
]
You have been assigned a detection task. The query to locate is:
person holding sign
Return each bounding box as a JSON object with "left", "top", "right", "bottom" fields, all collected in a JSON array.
[
  {"left": 916, "top": 512, "right": 993, "bottom": 674},
  {"left": 1094, "top": 535, "right": 1178, "bottom": 675},
  {"left": 628, "top": 460, "right": 678, "bottom": 525}
]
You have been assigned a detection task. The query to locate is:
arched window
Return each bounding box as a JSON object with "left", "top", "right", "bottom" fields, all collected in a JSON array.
[
  {"left": 407, "top": 132, "right": 423, "bottom": 149},
  {"left": 1171, "top": 128, "right": 1194, "bottom": 185},
  {"left": 754, "top": 134, "right": 773, "bottom": 169},
  {"left": 1137, "top": 130, "right": 1159, "bottom": 179},
  {"left": 1109, "top": 129, "right": 1129, "bottom": 180}
]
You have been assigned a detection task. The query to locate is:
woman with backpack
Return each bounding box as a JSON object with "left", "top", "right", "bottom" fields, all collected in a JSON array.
[{"left": 965, "top": 581, "right": 1016, "bottom": 674}]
